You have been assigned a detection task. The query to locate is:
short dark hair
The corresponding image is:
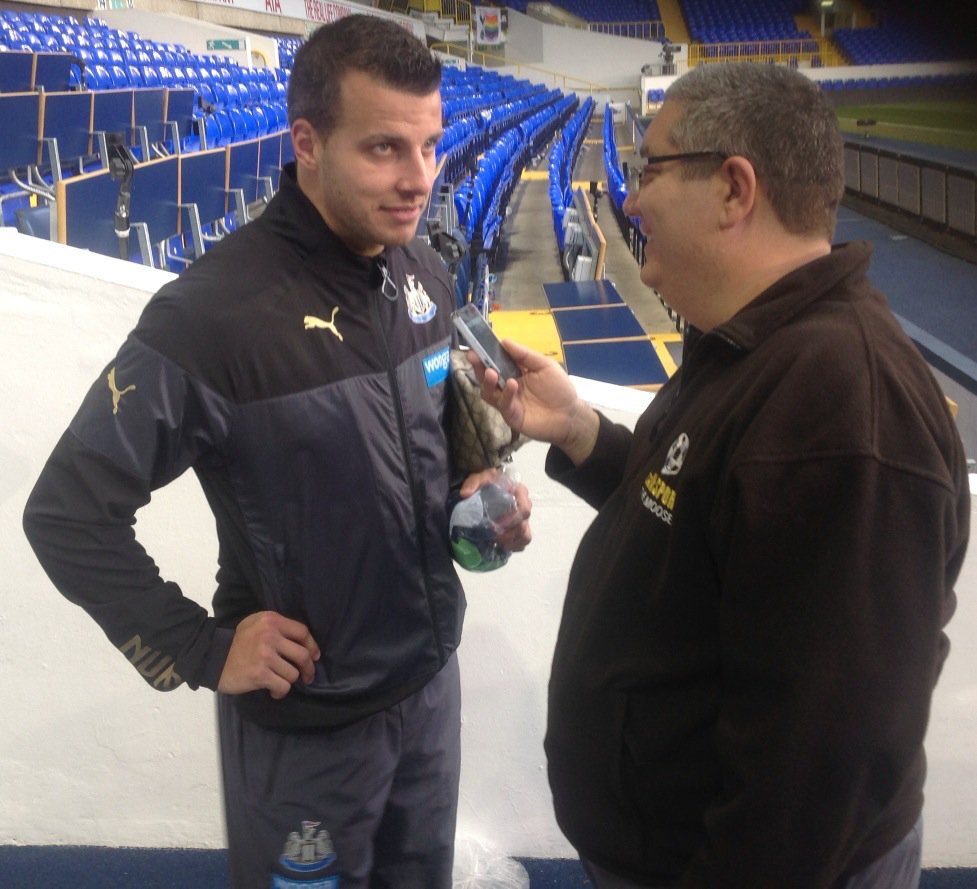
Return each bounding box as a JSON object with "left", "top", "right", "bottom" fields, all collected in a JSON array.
[
  {"left": 287, "top": 14, "right": 442, "bottom": 134},
  {"left": 666, "top": 63, "right": 844, "bottom": 240}
]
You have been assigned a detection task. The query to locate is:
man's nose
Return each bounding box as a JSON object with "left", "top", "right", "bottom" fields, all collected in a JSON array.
[
  {"left": 399, "top": 149, "right": 434, "bottom": 194},
  {"left": 622, "top": 187, "right": 639, "bottom": 217}
]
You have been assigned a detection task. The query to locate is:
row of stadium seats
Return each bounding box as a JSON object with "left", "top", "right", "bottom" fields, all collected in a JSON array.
[
  {"left": 430, "top": 65, "right": 579, "bottom": 311},
  {"left": 0, "top": 86, "right": 197, "bottom": 189},
  {"left": 549, "top": 97, "right": 594, "bottom": 255},
  {"left": 0, "top": 79, "right": 290, "bottom": 241},
  {"left": 466, "top": 92, "right": 574, "bottom": 252},
  {"left": 602, "top": 104, "right": 629, "bottom": 216},
  {"left": 1, "top": 10, "right": 287, "bottom": 67},
  {"left": 832, "top": 22, "right": 976, "bottom": 64},
  {"left": 0, "top": 6, "right": 300, "bottom": 235},
  {"left": 201, "top": 102, "right": 288, "bottom": 148},
  {"left": 51, "top": 132, "right": 292, "bottom": 270},
  {"left": 550, "top": 99, "right": 606, "bottom": 284},
  {"left": 682, "top": 0, "right": 811, "bottom": 44},
  {"left": 443, "top": 85, "right": 577, "bottom": 310},
  {"left": 441, "top": 67, "right": 548, "bottom": 124},
  {"left": 1, "top": 9, "right": 294, "bottom": 109},
  {"left": 645, "top": 71, "right": 977, "bottom": 109},
  {"left": 544, "top": 0, "right": 661, "bottom": 22},
  {"left": 479, "top": 0, "right": 659, "bottom": 22},
  {"left": 490, "top": 0, "right": 964, "bottom": 66},
  {"left": 819, "top": 72, "right": 977, "bottom": 91},
  {"left": 454, "top": 89, "right": 565, "bottom": 248},
  {"left": 76, "top": 61, "right": 287, "bottom": 98}
]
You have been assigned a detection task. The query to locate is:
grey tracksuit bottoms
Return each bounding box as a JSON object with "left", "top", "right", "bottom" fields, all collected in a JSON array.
[{"left": 218, "top": 654, "right": 461, "bottom": 889}]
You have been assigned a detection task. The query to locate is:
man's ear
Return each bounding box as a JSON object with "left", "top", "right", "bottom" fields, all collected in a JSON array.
[
  {"left": 291, "top": 118, "right": 319, "bottom": 171},
  {"left": 718, "top": 155, "right": 757, "bottom": 228}
]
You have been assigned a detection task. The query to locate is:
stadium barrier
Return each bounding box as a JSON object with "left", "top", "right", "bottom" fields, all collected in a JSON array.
[{"left": 844, "top": 141, "right": 977, "bottom": 242}]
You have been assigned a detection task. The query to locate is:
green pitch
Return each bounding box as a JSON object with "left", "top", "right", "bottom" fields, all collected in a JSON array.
[{"left": 835, "top": 99, "right": 977, "bottom": 150}]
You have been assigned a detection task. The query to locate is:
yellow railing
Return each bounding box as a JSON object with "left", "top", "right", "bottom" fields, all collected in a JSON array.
[
  {"left": 688, "top": 38, "right": 844, "bottom": 67},
  {"left": 375, "top": 0, "right": 411, "bottom": 14},
  {"left": 406, "top": 0, "right": 473, "bottom": 28},
  {"left": 587, "top": 19, "right": 665, "bottom": 41},
  {"left": 439, "top": 0, "right": 473, "bottom": 29}
]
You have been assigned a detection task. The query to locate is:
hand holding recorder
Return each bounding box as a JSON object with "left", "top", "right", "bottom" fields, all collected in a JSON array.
[
  {"left": 451, "top": 304, "right": 522, "bottom": 387},
  {"left": 452, "top": 312, "right": 601, "bottom": 467}
]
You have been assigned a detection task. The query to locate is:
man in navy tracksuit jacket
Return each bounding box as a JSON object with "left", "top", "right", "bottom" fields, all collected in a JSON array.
[{"left": 23, "top": 16, "right": 531, "bottom": 889}]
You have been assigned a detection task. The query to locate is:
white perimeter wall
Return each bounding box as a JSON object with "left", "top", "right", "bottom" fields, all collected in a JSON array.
[
  {"left": 1, "top": 227, "right": 975, "bottom": 865},
  {"left": 499, "top": 10, "right": 651, "bottom": 106}
]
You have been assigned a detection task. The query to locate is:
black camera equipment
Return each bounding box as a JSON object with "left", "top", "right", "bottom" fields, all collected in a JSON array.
[{"left": 106, "top": 132, "right": 137, "bottom": 261}]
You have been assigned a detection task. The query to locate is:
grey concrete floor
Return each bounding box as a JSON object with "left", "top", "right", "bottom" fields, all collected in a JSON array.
[{"left": 491, "top": 119, "right": 677, "bottom": 337}]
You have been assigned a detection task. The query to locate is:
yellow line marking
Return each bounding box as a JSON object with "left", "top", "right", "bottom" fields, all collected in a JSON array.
[
  {"left": 562, "top": 336, "right": 651, "bottom": 345},
  {"left": 651, "top": 334, "right": 679, "bottom": 377},
  {"left": 490, "top": 309, "right": 565, "bottom": 365},
  {"left": 552, "top": 303, "right": 625, "bottom": 312}
]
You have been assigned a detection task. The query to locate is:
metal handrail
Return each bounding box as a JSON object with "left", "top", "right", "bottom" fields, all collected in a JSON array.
[
  {"left": 688, "top": 38, "right": 844, "bottom": 67},
  {"left": 587, "top": 19, "right": 665, "bottom": 41},
  {"left": 438, "top": 0, "right": 473, "bottom": 28}
]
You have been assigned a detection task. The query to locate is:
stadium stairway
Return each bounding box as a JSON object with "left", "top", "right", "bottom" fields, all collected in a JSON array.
[
  {"left": 489, "top": 116, "right": 682, "bottom": 392},
  {"left": 655, "top": 0, "right": 690, "bottom": 44}
]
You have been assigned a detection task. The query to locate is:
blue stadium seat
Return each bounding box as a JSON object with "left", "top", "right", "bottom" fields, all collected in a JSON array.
[
  {"left": 87, "top": 64, "right": 111, "bottom": 90},
  {"left": 239, "top": 107, "right": 258, "bottom": 141},
  {"left": 203, "top": 114, "right": 220, "bottom": 150},
  {"left": 252, "top": 104, "right": 270, "bottom": 137},
  {"left": 213, "top": 109, "right": 234, "bottom": 147},
  {"left": 198, "top": 81, "right": 216, "bottom": 107},
  {"left": 228, "top": 106, "right": 247, "bottom": 142},
  {"left": 212, "top": 81, "right": 229, "bottom": 108}
]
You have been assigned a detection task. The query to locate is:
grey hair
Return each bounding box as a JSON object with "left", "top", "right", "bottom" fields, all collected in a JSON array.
[{"left": 665, "top": 63, "right": 844, "bottom": 239}]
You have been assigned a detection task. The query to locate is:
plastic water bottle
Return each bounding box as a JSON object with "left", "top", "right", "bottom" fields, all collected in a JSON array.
[{"left": 449, "top": 474, "right": 521, "bottom": 572}]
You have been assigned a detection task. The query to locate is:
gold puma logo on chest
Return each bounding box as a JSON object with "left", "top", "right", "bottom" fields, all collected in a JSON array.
[{"left": 303, "top": 307, "right": 343, "bottom": 341}]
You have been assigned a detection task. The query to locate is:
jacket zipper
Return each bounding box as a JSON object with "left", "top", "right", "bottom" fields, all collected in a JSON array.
[{"left": 370, "top": 257, "right": 445, "bottom": 656}]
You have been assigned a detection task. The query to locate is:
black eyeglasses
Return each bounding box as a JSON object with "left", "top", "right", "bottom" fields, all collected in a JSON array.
[{"left": 627, "top": 151, "right": 729, "bottom": 193}]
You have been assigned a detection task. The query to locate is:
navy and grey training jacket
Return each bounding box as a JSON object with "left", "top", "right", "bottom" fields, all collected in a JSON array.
[{"left": 23, "top": 164, "right": 466, "bottom": 729}]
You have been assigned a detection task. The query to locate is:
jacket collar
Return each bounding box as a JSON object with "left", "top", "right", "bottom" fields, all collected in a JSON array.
[
  {"left": 262, "top": 163, "right": 383, "bottom": 275},
  {"left": 705, "top": 241, "right": 875, "bottom": 353}
]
